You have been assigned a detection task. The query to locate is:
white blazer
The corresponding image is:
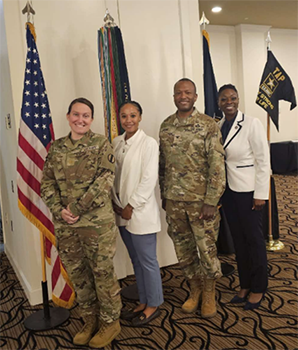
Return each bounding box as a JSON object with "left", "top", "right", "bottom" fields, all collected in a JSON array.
[
  {"left": 218, "top": 110, "right": 270, "bottom": 199},
  {"left": 112, "top": 129, "right": 161, "bottom": 234}
]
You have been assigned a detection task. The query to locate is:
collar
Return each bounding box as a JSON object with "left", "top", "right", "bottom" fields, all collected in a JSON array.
[
  {"left": 64, "top": 129, "right": 93, "bottom": 148},
  {"left": 120, "top": 129, "right": 141, "bottom": 146},
  {"left": 221, "top": 110, "right": 245, "bottom": 149},
  {"left": 173, "top": 107, "right": 199, "bottom": 126},
  {"left": 219, "top": 110, "right": 243, "bottom": 128}
]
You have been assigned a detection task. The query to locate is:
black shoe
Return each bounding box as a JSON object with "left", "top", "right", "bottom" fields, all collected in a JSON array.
[
  {"left": 230, "top": 295, "right": 248, "bottom": 304},
  {"left": 131, "top": 308, "right": 161, "bottom": 326},
  {"left": 120, "top": 307, "right": 144, "bottom": 321},
  {"left": 244, "top": 294, "right": 264, "bottom": 310}
]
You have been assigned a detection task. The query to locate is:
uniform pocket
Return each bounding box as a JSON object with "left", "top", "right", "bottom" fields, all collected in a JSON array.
[{"left": 76, "top": 150, "right": 98, "bottom": 178}]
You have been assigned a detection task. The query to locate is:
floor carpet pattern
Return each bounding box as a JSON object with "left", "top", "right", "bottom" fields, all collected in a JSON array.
[{"left": 0, "top": 174, "right": 297, "bottom": 350}]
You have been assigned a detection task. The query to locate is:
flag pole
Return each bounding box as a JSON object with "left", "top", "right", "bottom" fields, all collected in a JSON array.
[
  {"left": 24, "top": 231, "right": 70, "bottom": 331},
  {"left": 265, "top": 32, "right": 284, "bottom": 251},
  {"left": 40, "top": 232, "right": 50, "bottom": 320},
  {"left": 199, "top": 13, "right": 234, "bottom": 276},
  {"left": 266, "top": 117, "right": 284, "bottom": 251},
  {"left": 98, "top": 9, "right": 139, "bottom": 299},
  {"left": 266, "top": 113, "right": 274, "bottom": 248},
  {"left": 20, "top": 5, "right": 70, "bottom": 330}
]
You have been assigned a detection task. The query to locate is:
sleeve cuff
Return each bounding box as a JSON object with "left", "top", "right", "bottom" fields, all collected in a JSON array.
[
  {"left": 204, "top": 197, "right": 220, "bottom": 207},
  {"left": 128, "top": 196, "right": 138, "bottom": 208},
  {"left": 52, "top": 206, "right": 64, "bottom": 222},
  {"left": 68, "top": 202, "right": 81, "bottom": 217}
]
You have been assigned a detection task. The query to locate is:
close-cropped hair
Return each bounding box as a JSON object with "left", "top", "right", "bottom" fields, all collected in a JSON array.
[
  {"left": 67, "top": 97, "right": 94, "bottom": 118},
  {"left": 118, "top": 100, "right": 143, "bottom": 115},
  {"left": 218, "top": 84, "right": 238, "bottom": 96},
  {"left": 174, "top": 78, "right": 197, "bottom": 93}
]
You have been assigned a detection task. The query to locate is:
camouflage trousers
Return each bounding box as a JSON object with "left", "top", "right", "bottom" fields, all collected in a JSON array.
[
  {"left": 166, "top": 200, "right": 222, "bottom": 281},
  {"left": 55, "top": 222, "right": 122, "bottom": 323}
]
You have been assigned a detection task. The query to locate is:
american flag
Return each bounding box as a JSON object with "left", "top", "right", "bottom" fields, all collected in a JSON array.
[{"left": 17, "top": 23, "right": 74, "bottom": 308}]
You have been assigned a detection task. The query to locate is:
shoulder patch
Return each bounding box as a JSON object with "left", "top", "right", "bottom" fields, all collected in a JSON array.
[{"left": 108, "top": 154, "right": 115, "bottom": 163}]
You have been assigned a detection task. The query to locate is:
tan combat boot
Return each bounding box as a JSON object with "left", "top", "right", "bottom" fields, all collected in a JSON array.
[
  {"left": 201, "top": 278, "right": 217, "bottom": 318},
  {"left": 182, "top": 278, "right": 203, "bottom": 313},
  {"left": 73, "top": 315, "right": 98, "bottom": 345},
  {"left": 89, "top": 319, "right": 121, "bottom": 348}
]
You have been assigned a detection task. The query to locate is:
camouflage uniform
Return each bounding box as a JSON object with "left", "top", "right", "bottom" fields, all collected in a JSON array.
[
  {"left": 159, "top": 108, "right": 226, "bottom": 280},
  {"left": 41, "top": 130, "right": 122, "bottom": 323}
]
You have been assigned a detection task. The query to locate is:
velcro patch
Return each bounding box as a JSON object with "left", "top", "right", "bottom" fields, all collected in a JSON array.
[{"left": 108, "top": 154, "right": 115, "bottom": 164}]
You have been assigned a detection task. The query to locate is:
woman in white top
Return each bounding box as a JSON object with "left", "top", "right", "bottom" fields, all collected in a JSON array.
[
  {"left": 112, "top": 101, "right": 163, "bottom": 326},
  {"left": 218, "top": 84, "right": 270, "bottom": 310}
]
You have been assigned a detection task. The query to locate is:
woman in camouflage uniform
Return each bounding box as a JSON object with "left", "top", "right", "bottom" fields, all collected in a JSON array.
[{"left": 41, "top": 98, "right": 122, "bottom": 348}]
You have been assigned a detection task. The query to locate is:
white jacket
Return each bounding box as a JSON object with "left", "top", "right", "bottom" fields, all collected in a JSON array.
[
  {"left": 218, "top": 111, "right": 270, "bottom": 199},
  {"left": 112, "top": 129, "right": 161, "bottom": 234}
]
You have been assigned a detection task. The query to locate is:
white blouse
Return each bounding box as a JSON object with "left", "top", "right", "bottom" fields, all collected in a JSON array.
[
  {"left": 112, "top": 129, "right": 161, "bottom": 234},
  {"left": 114, "top": 129, "right": 140, "bottom": 194}
]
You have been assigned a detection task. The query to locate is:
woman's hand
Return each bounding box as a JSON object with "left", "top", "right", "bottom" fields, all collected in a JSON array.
[
  {"left": 252, "top": 199, "right": 266, "bottom": 211},
  {"left": 112, "top": 201, "right": 123, "bottom": 216},
  {"left": 121, "top": 204, "right": 133, "bottom": 220},
  {"left": 61, "top": 207, "right": 80, "bottom": 224}
]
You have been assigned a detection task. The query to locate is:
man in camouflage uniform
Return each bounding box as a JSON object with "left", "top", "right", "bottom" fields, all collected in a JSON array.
[
  {"left": 159, "top": 79, "right": 225, "bottom": 318},
  {"left": 41, "top": 98, "right": 122, "bottom": 348}
]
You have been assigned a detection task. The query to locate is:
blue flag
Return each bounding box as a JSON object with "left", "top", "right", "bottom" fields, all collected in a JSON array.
[{"left": 202, "top": 30, "right": 222, "bottom": 120}]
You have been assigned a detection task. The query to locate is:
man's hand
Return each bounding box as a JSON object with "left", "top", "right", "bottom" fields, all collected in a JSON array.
[
  {"left": 61, "top": 207, "right": 80, "bottom": 225},
  {"left": 199, "top": 204, "right": 216, "bottom": 221},
  {"left": 252, "top": 199, "right": 265, "bottom": 211},
  {"left": 121, "top": 204, "right": 133, "bottom": 220},
  {"left": 112, "top": 201, "right": 123, "bottom": 216}
]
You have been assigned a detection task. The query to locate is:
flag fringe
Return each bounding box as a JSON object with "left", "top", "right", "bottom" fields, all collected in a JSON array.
[
  {"left": 26, "top": 22, "right": 36, "bottom": 42},
  {"left": 60, "top": 262, "right": 73, "bottom": 288},
  {"left": 52, "top": 291, "right": 76, "bottom": 309},
  {"left": 98, "top": 26, "right": 131, "bottom": 141},
  {"left": 19, "top": 199, "right": 75, "bottom": 306},
  {"left": 202, "top": 29, "right": 210, "bottom": 48},
  {"left": 18, "top": 200, "right": 56, "bottom": 247},
  {"left": 18, "top": 200, "right": 73, "bottom": 287}
]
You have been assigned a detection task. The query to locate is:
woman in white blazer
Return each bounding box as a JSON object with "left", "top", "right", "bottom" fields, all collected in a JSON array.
[
  {"left": 112, "top": 101, "right": 163, "bottom": 326},
  {"left": 218, "top": 84, "right": 270, "bottom": 310}
]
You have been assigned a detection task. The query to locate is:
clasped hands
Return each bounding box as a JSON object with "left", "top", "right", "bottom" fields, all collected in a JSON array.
[
  {"left": 61, "top": 205, "right": 80, "bottom": 225},
  {"left": 112, "top": 201, "right": 133, "bottom": 220}
]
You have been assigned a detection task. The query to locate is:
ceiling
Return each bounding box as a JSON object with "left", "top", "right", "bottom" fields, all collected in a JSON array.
[{"left": 199, "top": 0, "right": 298, "bottom": 30}]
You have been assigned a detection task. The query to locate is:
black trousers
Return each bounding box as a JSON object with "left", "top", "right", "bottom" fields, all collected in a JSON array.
[{"left": 221, "top": 186, "right": 268, "bottom": 293}]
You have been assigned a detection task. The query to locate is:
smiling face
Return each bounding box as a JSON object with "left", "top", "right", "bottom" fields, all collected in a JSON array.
[
  {"left": 119, "top": 103, "right": 142, "bottom": 139},
  {"left": 173, "top": 80, "right": 198, "bottom": 117},
  {"left": 218, "top": 88, "right": 239, "bottom": 120},
  {"left": 67, "top": 102, "right": 93, "bottom": 140}
]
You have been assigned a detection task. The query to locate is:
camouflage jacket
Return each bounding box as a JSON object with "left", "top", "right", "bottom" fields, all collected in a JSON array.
[
  {"left": 159, "top": 108, "right": 226, "bottom": 206},
  {"left": 41, "top": 130, "right": 116, "bottom": 227}
]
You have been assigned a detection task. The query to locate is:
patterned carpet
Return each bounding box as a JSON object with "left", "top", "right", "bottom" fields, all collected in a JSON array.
[{"left": 0, "top": 174, "right": 297, "bottom": 350}]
